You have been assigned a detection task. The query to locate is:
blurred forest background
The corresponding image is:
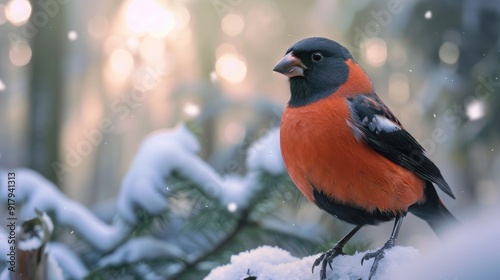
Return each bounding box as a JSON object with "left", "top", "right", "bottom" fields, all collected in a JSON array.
[{"left": 0, "top": 0, "right": 499, "bottom": 279}]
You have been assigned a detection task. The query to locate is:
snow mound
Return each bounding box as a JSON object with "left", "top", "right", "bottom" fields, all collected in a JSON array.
[{"left": 205, "top": 245, "right": 419, "bottom": 280}]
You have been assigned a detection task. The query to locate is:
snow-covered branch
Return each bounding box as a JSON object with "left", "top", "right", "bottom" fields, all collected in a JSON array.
[{"left": 0, "top": 169, "right": 131, "bottom": 252}]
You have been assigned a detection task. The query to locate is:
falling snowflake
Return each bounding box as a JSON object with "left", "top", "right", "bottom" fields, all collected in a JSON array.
[
  {"left": 0, "top": 79, "right": 5, "bottom": 91},
  {"left": 466, "top": 100, "right": 485, "bottom": 121},
  {"left": 424, "top": 10, "right": 432, "bottom": 19}
]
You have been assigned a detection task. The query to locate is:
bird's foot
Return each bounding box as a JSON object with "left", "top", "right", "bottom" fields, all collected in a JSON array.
[
  {"left": 361, "top": 239, "right": 395, "bottom": 280},
  {"left": 312, "top": 245, "right": 345, "bottom": 280}
]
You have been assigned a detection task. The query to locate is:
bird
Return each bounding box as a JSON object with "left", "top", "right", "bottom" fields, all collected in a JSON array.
[{"left": 273, "top": 37, "right": 458, "bottom": 280}]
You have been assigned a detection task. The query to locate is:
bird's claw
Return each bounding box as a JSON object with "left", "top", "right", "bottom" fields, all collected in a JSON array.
[
  {"left": 312, "top": 246, "right": 345, "bottom": 280},
  {"left": 361, "top": 239, "right": 395, "bottom": 280}
]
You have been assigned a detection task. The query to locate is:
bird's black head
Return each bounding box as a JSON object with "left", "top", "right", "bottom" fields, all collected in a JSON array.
[{"left": 273, "top": 37, "right": 352, "bottom": 107}]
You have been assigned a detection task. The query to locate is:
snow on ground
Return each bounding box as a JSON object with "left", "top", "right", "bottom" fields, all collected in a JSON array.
[
  {"left": 208, "top": 206, "right": 500, "bottom": 280},
  {"left": 205, "top": 245, "right": 419, "bottom": 280}
]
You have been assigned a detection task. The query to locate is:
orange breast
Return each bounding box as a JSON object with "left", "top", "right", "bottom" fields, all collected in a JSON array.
[{"left": 280, "top": 60, "right": 424, "bottom": 214}]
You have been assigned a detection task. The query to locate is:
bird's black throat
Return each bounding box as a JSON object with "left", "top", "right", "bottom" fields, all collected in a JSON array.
[
  {"left": 288, "top": 77, "right": 342, "bottom": 107},
  {"left": 287, "top": 58, "right": 349, "bottom": 107}
]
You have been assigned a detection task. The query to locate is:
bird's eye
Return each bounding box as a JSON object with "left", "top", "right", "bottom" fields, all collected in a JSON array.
[{"left": 311, "top": 52, "right": 324, "bottom": 63}]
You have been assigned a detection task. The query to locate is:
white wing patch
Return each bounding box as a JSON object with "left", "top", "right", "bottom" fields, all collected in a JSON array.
[{"left": 362, "top": 115, "right": 401, "bottom": 134}]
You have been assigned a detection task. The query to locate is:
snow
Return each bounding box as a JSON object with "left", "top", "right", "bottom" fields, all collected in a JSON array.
[
  {"left": 0, "top": 168, "right": 132, "bottom": 252},
  {"left": 97, "top": 237, "right": 184, "bottom": 267},
  {"left": 386, "top": 207, "right": 500, "bottom": 280},
  {"left": 18, "top": 228, "right": 44, "bottom": 250},
  {"left": 208, "top": 207, "right": 500, "bottom": 280},
  {"left": 47, "top": 242, "right": 89, "bottom": 279},
  {"left": 18, "top": 211, "right": 56, "bottom": 251},
  {"left": 218, "top": 129, "right": 286, "bottom": 209},
  {"left": 118, "top": 125, "right": 285, "bottom": 222},
  {"left": 118, "top": 124, "right": 224, "bottom": 224},
  {"left": 46, "top": 254, "right": 65, "bottom": 280},
  {"left": 205, "top": 245, "right": 419, "bottom": 280},
  {"left": 218, "top": 174, "right": 251, "bottom": 207},
  {"left": 247, "top": 128, "right": 285, "bottom": 175}
]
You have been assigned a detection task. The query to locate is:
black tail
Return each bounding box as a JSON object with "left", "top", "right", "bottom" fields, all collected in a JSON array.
[{"left": 409, "top": 181, "right": 459, "bottom": 239}]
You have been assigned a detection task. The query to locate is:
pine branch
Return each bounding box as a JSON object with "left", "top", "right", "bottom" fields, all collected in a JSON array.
[{"left": 168, "top": 208, "right": 251, "bottom": 280}]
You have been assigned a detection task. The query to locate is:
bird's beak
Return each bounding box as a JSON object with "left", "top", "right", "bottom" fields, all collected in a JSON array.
[{"left": 273, "top": 52, "right": 307, "bottom": 78}]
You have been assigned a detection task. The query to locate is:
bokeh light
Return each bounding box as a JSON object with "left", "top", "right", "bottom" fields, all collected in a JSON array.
[
  {"left": 215, "top": 54, "right": 247, "bottom": 83},
  {"left": 221, "top": 13, "right": 245, "bottom": 36},
  {"left": 5, "top": 0, "right": 31, "bottom": 26},
  {"left": 466, "top": 99, "right": 485, "bottom": 121},
  {"left": 68, "top": 31, "right": 78, "bottom": 41},
  {"left": 439, "top": 42, "right": 460, "bottom": 64},
  {"left": 9, "top": 43, "right": 32, "bottom": 66},
  {"left": 183, "top": 103, "right": 200, "bottom": 117},
  {"left": 424, "top": 10, "right": 432, "bottom": 19},
  {"left": 216, "top": 43, "right": 238, "bottom": 58},
  {"left": 0, "top": 80, "right": 5, "bottom": 91},
  {"left": 125, "top": 0, "right": 176, "bottom": 39},
  {"left": 364, "top": 38, "right": 387, "bottom": 67},
  {"left": 227, "top": 202, "right": 238, "bottom": 212}
]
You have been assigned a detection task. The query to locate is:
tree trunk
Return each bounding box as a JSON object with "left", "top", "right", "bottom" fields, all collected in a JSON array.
[{"left": 27, "top": 0, "right": 65, "bottom": 185}]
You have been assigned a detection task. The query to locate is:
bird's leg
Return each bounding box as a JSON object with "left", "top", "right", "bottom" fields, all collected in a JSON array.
[
  {"left": 313, "top": 225, "right": 362, "bottom": 280},
  {"left": 361, "top": 215, "right": 404, "bottom": 280}
]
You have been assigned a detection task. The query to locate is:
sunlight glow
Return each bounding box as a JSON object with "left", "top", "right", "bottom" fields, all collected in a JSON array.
[
  {"left": 88, "top": 16, "right": 109, "bottom": 38},
  {"left": 215, "top": 54, "right": 247, "bottom": 83},
  {"left": 109, "top": 48, "right": 134, "bottom": 80},
  {"left": 139, "top": 36, "right": 166, "bottom": 63},
  {"left": 5, "top": 0, "right": 31, "bottom": 26},
  {"left": 125, "top": 0, "right": 176, "bottom": 38}
]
